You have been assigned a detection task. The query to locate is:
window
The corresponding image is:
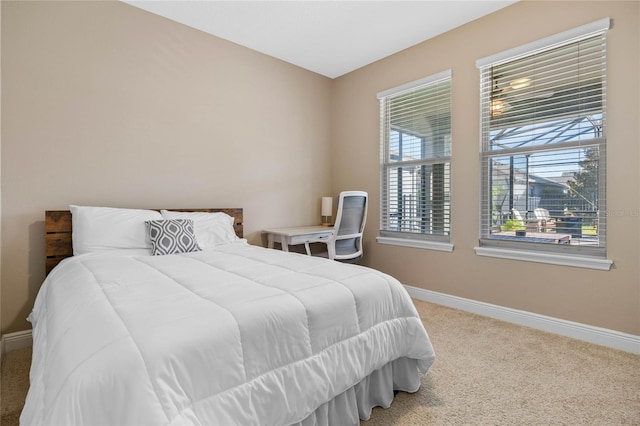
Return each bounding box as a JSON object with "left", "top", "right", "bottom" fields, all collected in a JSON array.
[
  {"left": 477, "top": 19, "right": 611, "bottom": 266},
  {"left": 377, "top": 71, "right": 452, "bottom": 251}
]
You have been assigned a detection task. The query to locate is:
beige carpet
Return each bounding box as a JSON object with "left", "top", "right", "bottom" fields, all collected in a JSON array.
[
  {"left": 2, "top": 300, "right": 639, "bottom": 425},
  {"left": 1, "top": 345, "right": 31, "bottom": 426}
]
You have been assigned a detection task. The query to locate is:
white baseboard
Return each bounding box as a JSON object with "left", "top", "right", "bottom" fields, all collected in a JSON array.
[
  {"left": 405, "top": 285, "right": 640, "bottom": 355},
  {"left": 2, "top": 329, "right": 33, "bottom": 353}
]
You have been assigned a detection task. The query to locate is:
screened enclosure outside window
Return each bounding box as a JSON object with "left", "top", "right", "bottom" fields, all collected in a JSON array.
[
  {"left": 378, "top": 71, "right": 452, "bottom": 243},
  {"left": 477, "top": 19, "right": 609, "bottom": 257}
]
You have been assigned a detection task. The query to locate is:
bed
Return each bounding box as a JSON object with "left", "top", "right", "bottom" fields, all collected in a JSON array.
[{"left": 21, "top": 206, "right": 435, "bottom": 425}]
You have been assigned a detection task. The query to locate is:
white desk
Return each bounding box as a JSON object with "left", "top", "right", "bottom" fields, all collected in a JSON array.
[{"left": 263, "top": 225, "right": 334, "bottom": 252}]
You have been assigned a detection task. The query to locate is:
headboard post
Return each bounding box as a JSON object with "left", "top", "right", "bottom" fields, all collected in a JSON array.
[{"left": 45, "top": 208, "right": 244, "bottom": 275}]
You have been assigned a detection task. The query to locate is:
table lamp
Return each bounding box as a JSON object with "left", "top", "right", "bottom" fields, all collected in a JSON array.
[{"left": 321, "top": 196, "right": 333, "bottom": 226}]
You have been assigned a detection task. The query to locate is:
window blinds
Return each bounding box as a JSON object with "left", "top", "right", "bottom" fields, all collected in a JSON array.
[
  {"left": 378, "top": 71, "right": 452, "bottom": 240},
  {"left": 478, "top": 19, "right": 609, "bottom": 255}
]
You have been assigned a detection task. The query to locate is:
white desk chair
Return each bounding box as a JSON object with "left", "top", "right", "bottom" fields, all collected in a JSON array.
[{"left": 305, "top": 191, "right": 368, "bottom": 262}]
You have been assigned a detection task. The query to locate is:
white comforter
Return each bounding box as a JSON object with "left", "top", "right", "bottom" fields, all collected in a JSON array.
[{"left": 21, "top": 241, "right": 435, "bottom": 425}]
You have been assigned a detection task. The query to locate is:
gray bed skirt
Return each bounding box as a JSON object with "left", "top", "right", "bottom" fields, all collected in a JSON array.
[{"left": 293, "top": 357, "right": 422, "bottom": 426}]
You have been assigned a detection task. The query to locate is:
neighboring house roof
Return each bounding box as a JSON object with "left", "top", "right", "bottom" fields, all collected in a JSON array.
[
  {"left": 546, "top": 172, "right": 575, "bottom": 187},
  {"left": 492, "top": 162, "right": 568, "bottom": 189}
]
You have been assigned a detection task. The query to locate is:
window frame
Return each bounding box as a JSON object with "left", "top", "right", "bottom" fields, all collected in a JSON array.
[
  {"left": 474, "top": 18, "right": 613, "bottom": 270},
  {"left": 377, "top": 70, "right": 454, "bottom": 252}
]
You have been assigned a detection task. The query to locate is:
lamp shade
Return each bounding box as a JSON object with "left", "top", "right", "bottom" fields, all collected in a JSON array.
[{"left": 321, "top": 197, "right": 333, "bottom": 217}]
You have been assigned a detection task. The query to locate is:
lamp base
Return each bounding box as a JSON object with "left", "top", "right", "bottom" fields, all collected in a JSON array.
[{"left": 321, "top": 222, "right": 332, "bottom": 227}]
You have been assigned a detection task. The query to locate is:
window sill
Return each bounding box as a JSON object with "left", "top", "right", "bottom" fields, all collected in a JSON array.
[
  {"left": 474, "top": 246, "right": 613, "bottom": 270},
  {"left": 376, "top": 237, "right": 454, "bottom": 252}
]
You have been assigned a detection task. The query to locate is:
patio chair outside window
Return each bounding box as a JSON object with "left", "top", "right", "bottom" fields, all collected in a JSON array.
[{"left": 534, "top": 208, "right": 556, "bottom": 232}]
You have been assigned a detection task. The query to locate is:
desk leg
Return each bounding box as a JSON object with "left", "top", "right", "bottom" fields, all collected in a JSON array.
[
  {"left": 267, "top": 234, "right": 275, "bottom": 249},
  {"left": 280, "top": 236, "right": 290, "bottom": 252}
]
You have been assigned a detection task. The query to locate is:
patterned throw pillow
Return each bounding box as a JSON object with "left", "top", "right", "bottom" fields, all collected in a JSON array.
[{"left": 145, "top": 219, "right": 201, "bottom": 256}]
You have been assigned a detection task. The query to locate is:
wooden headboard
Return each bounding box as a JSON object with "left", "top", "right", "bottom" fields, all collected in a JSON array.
[{"left": 45, "top": 208, "right": 243, "bottom": 275}]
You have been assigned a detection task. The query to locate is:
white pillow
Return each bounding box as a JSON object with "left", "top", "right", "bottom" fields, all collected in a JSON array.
[
  {"left": 160, "top": 210, "right": 239, "bottom": 249},
  {"left": 70, "top": 205, "right": 162, "bottom": 255}
]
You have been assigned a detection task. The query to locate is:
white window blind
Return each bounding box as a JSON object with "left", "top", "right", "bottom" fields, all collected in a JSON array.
[
  {"left": 378, "top": 71, "right": 452, "bottom": 242},
  {"left": 478, "top": 19, "right": 609, "bottom": 257}
]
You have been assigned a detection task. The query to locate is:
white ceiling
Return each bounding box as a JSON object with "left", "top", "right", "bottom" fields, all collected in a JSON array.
[{"left": 123, "top": 0, "right": 518, "bottom": 79}]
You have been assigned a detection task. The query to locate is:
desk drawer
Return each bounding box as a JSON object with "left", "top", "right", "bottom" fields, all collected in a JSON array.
[{"left": 290, "top": 232, "right": 333, "bottom": 244}]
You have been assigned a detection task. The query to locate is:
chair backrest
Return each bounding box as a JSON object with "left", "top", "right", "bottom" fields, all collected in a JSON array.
[
  {"left": 511, "top": 209, "right": 524, "bottom": 222},
  {"left": 534, "top": 208, "right": 550, "bottom": 220},
  {"left": 331, "top": 191, "right": 368, "bottom": 260}
]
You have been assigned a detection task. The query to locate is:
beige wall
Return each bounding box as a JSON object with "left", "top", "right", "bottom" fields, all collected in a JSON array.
[
  {"left": 2, "top": 1, "right": 639, "bottom": 337},
  {"left": 1, "top": 1, "right": 332, "bottom": 333},
  {"left": 332, "top": 1, "right": 640, "bottom": 335}
]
